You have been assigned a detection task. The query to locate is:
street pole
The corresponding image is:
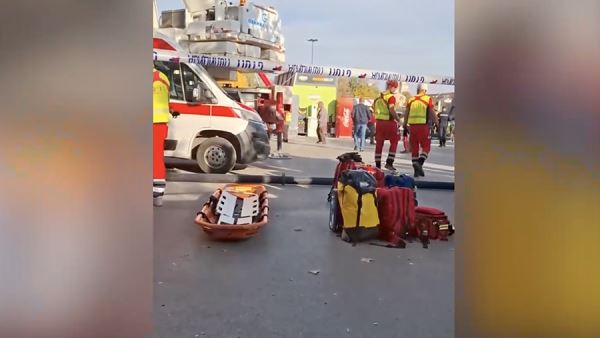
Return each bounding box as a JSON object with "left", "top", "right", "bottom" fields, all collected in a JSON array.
[{"left": 307, "top": 38, "right": 318, "bottom": 64}]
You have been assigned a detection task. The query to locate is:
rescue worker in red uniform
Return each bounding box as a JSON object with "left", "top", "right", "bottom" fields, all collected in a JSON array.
[
  {"left": 153, "top": 67, "right": 171, "bottom": 207},
  {"left": 372, "top": 80, "right": 401, "bottom": 170},
  {"left": 404, "top": 83, "right": 439, "bottom": 177}
]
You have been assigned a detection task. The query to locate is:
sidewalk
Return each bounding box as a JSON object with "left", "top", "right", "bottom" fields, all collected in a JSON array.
[
  {"left": 236, "top": 135, "right": 455, "bottom": 183},
  {"left": 166, "top": 135, "right": 455, "bottom": 184}
]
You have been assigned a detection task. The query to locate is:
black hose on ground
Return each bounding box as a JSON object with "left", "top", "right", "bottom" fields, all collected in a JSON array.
[{"left": 167, "top": 173, "right": 454, "bottom": 190}]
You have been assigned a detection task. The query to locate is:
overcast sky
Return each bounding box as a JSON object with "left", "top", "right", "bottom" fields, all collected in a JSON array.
[{"left": 156, "top": 0, "right": 454, "bottom": 92}]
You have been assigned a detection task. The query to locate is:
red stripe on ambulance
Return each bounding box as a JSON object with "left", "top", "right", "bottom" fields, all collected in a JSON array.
[{"left": 170, "top": 102, "right": 238, "bottom": 118}]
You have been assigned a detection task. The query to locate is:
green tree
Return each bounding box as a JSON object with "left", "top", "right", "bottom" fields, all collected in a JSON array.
[
  {"left": 353, "top": 83, "right": 380, "bottom": 99},
  {"left": 337, "top": 78, "right": 353, "bottom": 97},
  {"left": 337, "top": 78, "right": 380, "bottom": 99}
]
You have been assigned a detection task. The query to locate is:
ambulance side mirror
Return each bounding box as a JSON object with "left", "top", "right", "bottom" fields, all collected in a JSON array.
[
  {"left": 192, "top": 86, "right": 217, "bottom": 104},
  {"left": 202, "top": 88, "right": 217, "bottom": 104}
]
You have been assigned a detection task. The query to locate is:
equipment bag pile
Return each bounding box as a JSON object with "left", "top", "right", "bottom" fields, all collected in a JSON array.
[{"left": 328, "top": 152, "right": 454, "bottom": 248}]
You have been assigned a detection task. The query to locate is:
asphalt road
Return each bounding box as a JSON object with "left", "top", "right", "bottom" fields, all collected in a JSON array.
[{"left": 155, "top": 135, "right": 455, "bottom": 338}]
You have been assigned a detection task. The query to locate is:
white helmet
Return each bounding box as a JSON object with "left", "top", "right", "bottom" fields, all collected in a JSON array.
[{"left": 417, "top": 83, "right": 429, "bottom": 92}]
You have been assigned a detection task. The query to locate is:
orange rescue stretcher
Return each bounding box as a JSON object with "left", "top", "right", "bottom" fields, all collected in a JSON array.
[{"left": 194, "top": 184, "right": 269, "bottom": 240}]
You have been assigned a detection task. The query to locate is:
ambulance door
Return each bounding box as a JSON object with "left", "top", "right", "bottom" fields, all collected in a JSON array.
[
  {"left": 154, "top": 60, "right": 210, "bottom": 159},
  {"left": 179, "top": 63, "right": 219, "bottom": 125}
]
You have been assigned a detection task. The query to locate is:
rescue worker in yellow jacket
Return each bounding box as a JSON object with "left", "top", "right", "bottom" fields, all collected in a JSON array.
[
  {"left": 404, "top": 83, "right": 438, "bottom": 177},
  {"left": 372, "top": 80, "right": 401, "bottom": 170},
  {"left": 153, "top": 67, "right": 171, "bottom": 207}
]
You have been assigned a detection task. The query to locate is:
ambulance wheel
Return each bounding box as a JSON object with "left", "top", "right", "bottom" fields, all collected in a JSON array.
[{"left": 196, "top": 137, "right": 237, "bottom": 174}]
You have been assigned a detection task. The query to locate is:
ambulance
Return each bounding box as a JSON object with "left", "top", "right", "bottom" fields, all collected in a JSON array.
[{"left": 153, "top": 31, "right": 270, "bottom": 173}]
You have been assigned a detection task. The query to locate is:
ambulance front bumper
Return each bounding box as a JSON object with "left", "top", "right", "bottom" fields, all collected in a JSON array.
[{"left": 237, "top": 120, "right": 270, "bottom": 164}]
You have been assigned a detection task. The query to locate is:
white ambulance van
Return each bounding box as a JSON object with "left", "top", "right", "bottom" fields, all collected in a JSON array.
[{"left": 153, "top": 31, "right": 270, "bottom": 173}]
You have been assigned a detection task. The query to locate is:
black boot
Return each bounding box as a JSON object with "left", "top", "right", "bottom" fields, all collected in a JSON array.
[
  {"left": 412, "top": 160, "right": 423, "bottom": 177},
  {"left": 385, "top": 161, "right": 397, "bottom": 171},
  {"left": 416, "top": 157, "right": 426, "bottom": 177},
  {"left": 412, "top": 163, "right": 420, "bottom": 177}
]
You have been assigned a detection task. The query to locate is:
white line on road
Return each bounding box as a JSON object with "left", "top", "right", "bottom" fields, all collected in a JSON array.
[
  {"left": 163, "top": 194, "right": 203, "bottom": 202},
  {"left": 394, "top": 159, "right": 455, "bottom": 171}
]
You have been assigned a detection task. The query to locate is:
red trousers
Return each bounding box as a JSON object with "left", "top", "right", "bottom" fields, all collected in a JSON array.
[
  {"left": 409, "top": 124, "right": 431, "bottom": 158},
  {"left": 375, "top": 120, "right": 400, "bottom": 164},
  {"left": 153, "top": 123, "right": 168, "bottom": 180}
]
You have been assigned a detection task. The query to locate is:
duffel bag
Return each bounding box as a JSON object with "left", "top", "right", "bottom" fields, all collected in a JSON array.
[
  {"left": 415, "top": 206, "right": 454, "bottom": 241},
  {"left": 384, "top": 173, "right": 418, "bottom": 206}
]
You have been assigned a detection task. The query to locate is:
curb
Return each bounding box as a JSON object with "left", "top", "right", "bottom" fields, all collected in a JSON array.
[{"left": 167, "top": 173, "right": 455, "bottom": 190}]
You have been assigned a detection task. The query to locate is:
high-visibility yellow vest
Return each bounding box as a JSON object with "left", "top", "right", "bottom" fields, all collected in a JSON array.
[
  {"left": 407, "top": 94, "right": 431, "bottom": 125},
  {"left": 373, "top": 91, "right": 395, "bottom": 120},
  {"left": 153, "top": 69, "right": 171, "bottom": 124},
  {"left": 285, "top": 111, "right": 292, "bottom": 123}
]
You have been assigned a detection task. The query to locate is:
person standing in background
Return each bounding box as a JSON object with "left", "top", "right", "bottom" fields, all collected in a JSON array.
[
  {"left": 367, "top": 105, "right": 376, "bottom": 145},
  {"left": 430, "top": 111, "right": 437, "bottom": 141},
  {"left": 351, "top": 97, "right": 372, "bottom": 151},
  {"left": 401, "top": 122, "right": 410, "bottom": 153},
  {"left": 448, "top": 104, "right": 455, "bottom": 143},
  {"left": 316, "top": 101, "right": 328, "bottom": 144},
  {"left": 274, "top": 106, "right": 285, "bottom": 153},
  {"left": 283, "top": 109, "right": 291, "bottom": 143},
  {"left": 438, "top": 106, "right": 450, "bottom": 147}
]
